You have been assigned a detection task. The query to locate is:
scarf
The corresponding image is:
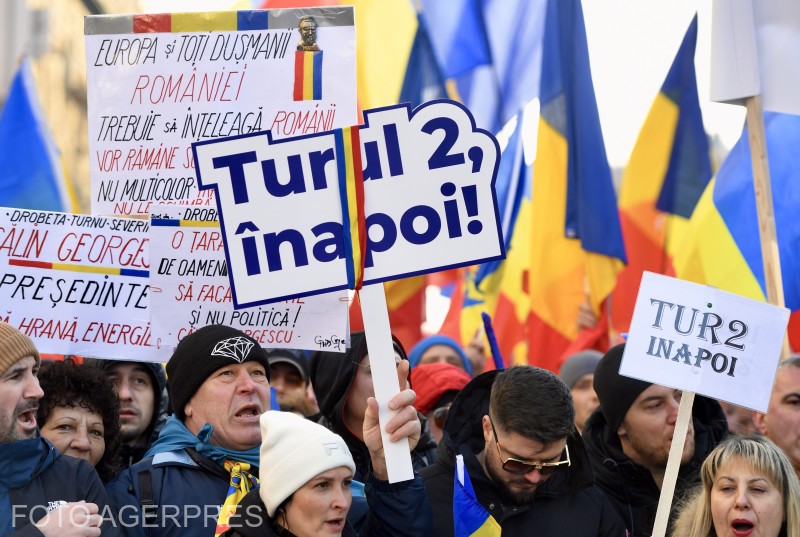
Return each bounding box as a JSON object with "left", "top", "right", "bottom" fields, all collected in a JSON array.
[{"left": 145, "top": 415, "right": 261, "bottom": 467}]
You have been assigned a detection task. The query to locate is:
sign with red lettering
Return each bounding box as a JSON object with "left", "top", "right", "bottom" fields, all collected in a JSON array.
[
  {"left": 0, "top": 208, "right": 164, "bottom": 361},
  {"left": 148, "top": 204, "right": 348, "bottom": 350},
  {"left": 85, "top": 7, "right": 356, "bottom": 216},
  {"left": 621, "top": 272, "right": 790, "bottom": 412}
]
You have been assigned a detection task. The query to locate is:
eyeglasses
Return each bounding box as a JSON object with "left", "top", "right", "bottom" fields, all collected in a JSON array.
[
  {"left": 433, "top": 404, "right": 451, "bottom": 429},
  {"left": 354, "top": 353, "right": 403, "bottom": 372},
  {"left": 488, "top": 415, "right": 571, "bottom": 475}
]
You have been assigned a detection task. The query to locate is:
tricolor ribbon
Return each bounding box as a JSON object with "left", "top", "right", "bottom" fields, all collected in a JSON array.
[{"left": 334, "top": 126, "right": 366, "bottom": 290}]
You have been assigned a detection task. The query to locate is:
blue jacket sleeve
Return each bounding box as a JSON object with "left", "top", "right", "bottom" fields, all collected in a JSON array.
[{"left": 360, "top": 472, "right": 433, "bottom": 537}]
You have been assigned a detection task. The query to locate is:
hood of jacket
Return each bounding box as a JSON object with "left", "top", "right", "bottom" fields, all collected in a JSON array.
[
  {"left": 88, "top": 359, "right": 169, "bottom": 446},
  {"left": 438, "top": 370, "right": 595, "bottom": 499},
  {"left": 583, "top": 394, "right": 728, "bottom": 532}
]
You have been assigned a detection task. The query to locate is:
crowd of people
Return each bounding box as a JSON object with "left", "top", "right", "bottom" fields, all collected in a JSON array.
[{"left": 1, "top": 320, "right": 799, "bottom": 537}]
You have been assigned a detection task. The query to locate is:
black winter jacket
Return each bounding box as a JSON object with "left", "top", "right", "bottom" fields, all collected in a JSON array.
[
  {"left": 582, "top": 395, "right": 728, "bottom": 537},
  {"left": 310, "top": 331, "right": 438, "bottom": 482},
  {"left": 421, "top": 370, "right": 626, "bottom": 537}
]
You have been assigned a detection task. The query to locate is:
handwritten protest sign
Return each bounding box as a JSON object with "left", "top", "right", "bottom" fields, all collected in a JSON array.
[
  {"left": 0, "top": 208, "right": 164, "bottom": 362},
  {"left": 85, "top": 7, "right": 357, "bottom": 216},
  {"left": 621, "top": 271, "right": 790, "bottom": 412},
  {"left": 192, "top": 99, "right": 504, "bottom": 308},
  {"left": 148, "top": 204, "right": 348, "bottom": 350}
]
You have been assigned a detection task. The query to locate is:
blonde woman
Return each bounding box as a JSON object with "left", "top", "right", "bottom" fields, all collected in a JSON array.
[{"left": 672, "top": 435, "right": 800, "bottom": 537}]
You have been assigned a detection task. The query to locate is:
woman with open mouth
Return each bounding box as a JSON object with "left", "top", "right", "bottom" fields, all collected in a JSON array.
[
  {"left": 222, "top": 410, "right": 431, "bottom": 537},
  {"left": 672, "top": 435, "right": 800, "bottom": 537}
]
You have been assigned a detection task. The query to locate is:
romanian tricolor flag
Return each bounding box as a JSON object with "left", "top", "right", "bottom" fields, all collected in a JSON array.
[
  {"left": 439, "top": 116, "right": 532, "bottom": 367},
  {"left": 528, "top": 0, "right": 626, "bottom": 371},
  {"left": 611, "top": 15, "right": 711, "bottom": 336},
  {"left": 294, "top": 50, "right": 323, "bottom": 101},
  {"left": 675, "top": 113, "right": 800, "bottom": 319},
  {"left": 453, "top": 454, "right": 501, "bottom": 537},
  {"left": 334, "top": 126, "right": 366, "bottom": 289}
]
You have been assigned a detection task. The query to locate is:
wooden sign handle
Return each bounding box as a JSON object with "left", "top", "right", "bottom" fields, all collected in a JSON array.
[{"left": 651, "top": 390, "right": 695, "bottom": 537}]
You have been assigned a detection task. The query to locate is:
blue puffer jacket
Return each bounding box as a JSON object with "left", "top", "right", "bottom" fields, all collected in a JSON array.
[
  {"left": 107, "top": 447, "right": 432, "bottom": 537},
  {"left": 2, "top": 437, "right": 118, "bottom": 536}
]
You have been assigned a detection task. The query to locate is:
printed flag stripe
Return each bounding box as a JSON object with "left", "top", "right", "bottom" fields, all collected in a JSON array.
[
  {"left": 9, "top": 258, "right": 149, "bottom": 278},
  {"left": 150, "top": 218, "right": 218, "bottom": 227},
  {"left": 335, "top": 129, "right": 355, "bottom": 289},
  {"left": 86, "top": 9, "right": 353, "bottom": 35},
  {"left": 334, "top": 126, "right": 366, "bottom": 290},
  {"left": 294, "top": 51, "right": 323, "bottom": 101}
]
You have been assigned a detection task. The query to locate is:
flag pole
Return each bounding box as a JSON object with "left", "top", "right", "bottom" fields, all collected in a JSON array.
[{"left": 744, "top": 95, "right": 791, "bottom": 357}]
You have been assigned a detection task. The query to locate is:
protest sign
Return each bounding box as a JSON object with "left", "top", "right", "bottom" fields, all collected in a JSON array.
[
  {"left": 85, "top": 7, "right": 357, "bottom": 216},
  {"left": 148, "top": 204, "right": 348, "bottom": 350},
  {"left": 0, "top": 208, "right": 164, "bottom": 362},
  {"left": 194, "top": 99, "right": 504, "bottom": 482},
  {"left": 192, "top": 99, "right": 504, "bottom": 308},
  {"left": 621, "top": 271, "right": 789, "bottom": 412}
]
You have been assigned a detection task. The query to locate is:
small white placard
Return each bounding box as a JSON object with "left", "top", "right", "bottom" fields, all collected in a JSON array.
[
  {"left": 148, "top": 204, "right": 348, "bottom": 351},
  {"left": 621, "top": 271, "right": 789, "bottom": 412}
]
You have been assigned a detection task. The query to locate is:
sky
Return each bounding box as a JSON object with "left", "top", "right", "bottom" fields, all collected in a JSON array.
[
  {"left": 141, "top": 0, "right": 747, "bottom": 168},
  {"left": 583, "top": 0, "right": 745, "bottom": 166}
]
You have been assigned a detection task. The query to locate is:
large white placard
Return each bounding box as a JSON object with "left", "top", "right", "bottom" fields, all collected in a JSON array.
[
  {"left": 0, "top": 208, "right": 164, "bottom": 361},
  {"left": 85, "top": 7, "right": 357, "bottom": 216},
  {"left": 192, "top": 99, "right": 504, "bottom": 308},
  {"left": 148, "top": 204, "right": 348, "bottom": 350},
  {"left": 621, "top": 271, "right": 790, "bottom": 412}
]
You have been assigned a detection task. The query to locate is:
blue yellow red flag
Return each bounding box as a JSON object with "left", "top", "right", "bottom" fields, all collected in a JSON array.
[
  {"left": 611, "top": 15, "right": 712, "bottom": 335},
  {"left": 453, "top": 454, "right": 501, "bottom": 537},
  {"left": 528, "top": 0, "right": 625, "bottom": 370},
  {"left": 675, "top": 112, "right": 800, "bottom": 311},
  {"left": 0, "top": 59, "right": 77, "bottom": 211},
  {"left": 294, "top": 50, "right": 323, "bottom": 101}
]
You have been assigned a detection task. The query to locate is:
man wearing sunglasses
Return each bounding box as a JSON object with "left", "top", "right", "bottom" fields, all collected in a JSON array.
[{"left": 421, "top": 366, "right": 625, "bottom": 536}]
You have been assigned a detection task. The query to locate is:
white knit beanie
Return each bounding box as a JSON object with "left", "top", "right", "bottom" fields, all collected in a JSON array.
[{"left": 259, "top": 411, "right": 355, "bottom": 517}]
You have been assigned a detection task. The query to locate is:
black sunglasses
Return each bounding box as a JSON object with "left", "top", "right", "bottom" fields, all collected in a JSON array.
[{"left": 488, "top": 415, "right": 571, "bottom": 475}]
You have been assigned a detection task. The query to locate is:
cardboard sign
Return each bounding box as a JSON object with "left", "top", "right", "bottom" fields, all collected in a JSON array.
[
  {"left": 193, "top": 99, "right": 504, "bottom": 308},
  {"left": 0, "top": 208, "right": 164, "bottom": 362},
  {"left": 148, "top": 204, "right": 348, "bottom": 350},
  {"left": 621, "top": 271, "right": 790, "bottom": 411},
  {"left": 85, "top": 7, "right": 357, "bottom": 216}
]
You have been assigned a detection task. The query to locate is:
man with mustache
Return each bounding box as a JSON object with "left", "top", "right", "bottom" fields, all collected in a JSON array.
[
  {"left": 108, "top": 324, "right": 430, "bottom": 536},
  {"left": 421, "top": 366, "right": 625, "bottom": 536},
  {"left": 0, "top": 322, "right": 114, "bottom": 536},
  {"left": 582, "top": 343, "right": 728, "bottom": 536}
]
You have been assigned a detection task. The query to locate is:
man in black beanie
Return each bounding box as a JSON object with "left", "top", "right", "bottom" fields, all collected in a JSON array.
[
  {"left": 582, "top": 343, "right": 728, "bottom": 536},
  {"left": 106, "top": 324, "right": 429, "bottom": 536},
  {"left": 107, "top": 325, "right": 272, "bottom": 535}
]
